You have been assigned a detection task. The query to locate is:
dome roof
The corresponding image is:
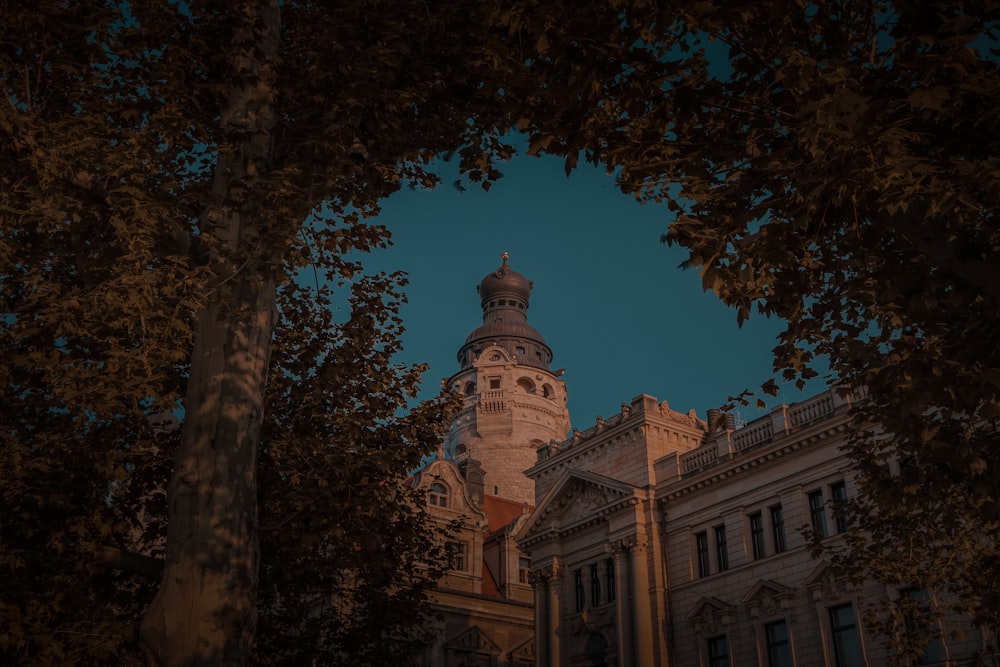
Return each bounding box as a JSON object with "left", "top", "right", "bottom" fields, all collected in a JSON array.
[
  {"left": 477, "top": 252, "right": 532, "bottom": 308},
  {"left": 463, "top": 319, "right": 548, "bottom": 347},
  {"left": 455, "top": 254, "right": 553, "bottom": 370}
]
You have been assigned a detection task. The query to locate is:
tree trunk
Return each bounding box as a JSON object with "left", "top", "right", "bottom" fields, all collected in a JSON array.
[{"left": 140, "top": 2, "right": 280, "bottom": 664}]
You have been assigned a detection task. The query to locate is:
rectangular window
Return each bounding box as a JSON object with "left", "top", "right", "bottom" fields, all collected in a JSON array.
[
  {"left": 809, "top": 490, "right": 828, "bottom": 538},
  {"left": 714, "top": 525, "right": 729, "bottom": 572},
  {"left": 749, "top": 511, "right": 765, "bottom": 560},
  {"left": 830, "top": 481, "right": 850, "bottom": 533},
  {"left": 489, "top": 377, "right": 501, "bottom": 389},
  {"left": 590, "top": 563, "right": 601, "bottom": 606},
  {"left": 605, "top": 558, "right": 616, "bottom": 602},
  {"left": 901, "top": 588, "right": 944, "bottom": 664},
  {"left": 829, "top": 603, "right": 864, "bottom": 667},
  {"left": 707, "top": 635, "right": 730, "bottom": 667},
  {"left": 770, "top": 505, "right": 787, "bottom": 553},
  {"left": 518, "top": 557, "right": 531, "bottom": 584},
  {"left": 574, "top": 569, "right": 584, "bottom": 612},
  {"left": 696, "top": 531, "right": 710, "bottom": 578},
  {"left": 448, "top": 541, "right": 467, "bottom": 572},
  {"left": 766, "top": 620, "right": 793, "bottom": 667}
]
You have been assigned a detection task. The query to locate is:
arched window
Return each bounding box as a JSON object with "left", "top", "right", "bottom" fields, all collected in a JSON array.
[
  {"left": 516, "top": 377, "right": 536, "bottom": 394},
  {"left": 463, "top": 381, "right": 477, "bottom": 396},
  {"left": 429, "top": 483, "right": 448, "bottom": 508},
  {"left": 542, "top": 383, "right": 554, "bottom": 398}
]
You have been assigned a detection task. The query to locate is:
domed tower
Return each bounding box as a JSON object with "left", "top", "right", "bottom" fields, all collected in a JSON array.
[{"left": 445, "top": 254, "right": 571, "bottom": 505}]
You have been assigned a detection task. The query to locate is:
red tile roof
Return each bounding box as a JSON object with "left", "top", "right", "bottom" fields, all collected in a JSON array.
[{"left": 482, "top": 495, "right": 531, "bottom": 534}]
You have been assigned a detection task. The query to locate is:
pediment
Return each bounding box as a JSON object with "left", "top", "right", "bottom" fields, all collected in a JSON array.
[
  {"left": 517, "top": 469, "right": 638, "bottom": 544},
  {"left": 444, "top": 625, "right": 501, "bottom": 655},
  {"left": 741, "top": 579, "right": 795, "bottom": 617},
  {"left": 686, "top": 596, "right": 736, "bottom": 634},
  {"left": 804, "top": 561, "right": 851, "bottom": 601},
  {"left": 475, "top": 344, "right": 514, "bottom": 365}
]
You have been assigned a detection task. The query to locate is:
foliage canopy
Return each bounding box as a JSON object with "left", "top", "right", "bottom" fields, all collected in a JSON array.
[{"left": 496, "top": 0, "right": 1000, "bottom": 658}]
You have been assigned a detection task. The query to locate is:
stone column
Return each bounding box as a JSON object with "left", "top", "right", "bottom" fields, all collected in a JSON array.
[
  {"left": 609, "top": 542, "right": 633, "bottom": 667},
  {"left": 628, "top": 534, "right": 654, "bottom": 667},
  {"left": 546, "top": 559, "right": 562, "bottom": 667},
  {"left": 529, "top": 570, "right": 549, "bottom": 665}
]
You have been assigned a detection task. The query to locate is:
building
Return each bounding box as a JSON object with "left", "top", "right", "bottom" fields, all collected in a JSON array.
[{"left": 412, "top": 256, "right": 984, "bottom": 666}]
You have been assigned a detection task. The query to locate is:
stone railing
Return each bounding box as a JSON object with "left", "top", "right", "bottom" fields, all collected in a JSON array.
[
  {"left": 680, "top": 445, "right": 719, "bottom": 474},
  {"left": 732, "top": 419, "right": 774, "bottom": 453},
  {"left": 788, "top": 392, "right": 837, "bottom": 428},
  {"left": 677, "top": 388, "right": 850, "bottom": 477},
  {"left": 477, "top": 389, "right": 506, "bottom": 414}
]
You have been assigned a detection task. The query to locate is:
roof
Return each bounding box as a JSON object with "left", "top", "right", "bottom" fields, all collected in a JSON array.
[{"left": 483, "top": 494, "right": 531, "bottom": 535}]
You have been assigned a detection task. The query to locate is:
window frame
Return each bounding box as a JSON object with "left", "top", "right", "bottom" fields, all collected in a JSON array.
[
  {"left": 707, "top": 635, "right": 730, "bottom": 667},
  {"left": 605, "top": 558, "right": 616, "bottom": 602},
  {"left": 770, "top": 504, "right": 787, "bottom": 553},
  {"left": 590, "top": 562, "right": 601, "bottom": 606},
  {"left": 765, "top": 619, "right": 793, "bottom": 667},
  {"left": 714, "top": 524, "right": 729, "bottom": 572},
  {"left": 829, "top": 603, "right": 864, "bottom": 667},
  {"left": 573, "top": 569, "right": 585, "bottom": 612},
  {"left": 448, "top": 541, "right": 467, "bottom": 572},
  {"left": 428, "top": 482, "right": 448, "bottom": 508},
  {"left": 830, "top": 480, "right": 850, "bottom": 533},
  {"left": 808, "top": 489, "right": 828, "bottom": 538},
  {"left": 749, "top": 511, "right": 765, "bottom": 560},
  {"left": 695, "top": 531, "right": 710, "bottom": 578}
]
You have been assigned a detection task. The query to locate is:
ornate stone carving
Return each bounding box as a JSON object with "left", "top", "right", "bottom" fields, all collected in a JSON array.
[
  {"left": 804, "top": 562, "right": 849, "bottom": 602},
  {"left": 686, "top": 597, "right": 736, "bottom": 635},
  {"left": 562, "top": 483, "right": 609, "bottom": 524}
]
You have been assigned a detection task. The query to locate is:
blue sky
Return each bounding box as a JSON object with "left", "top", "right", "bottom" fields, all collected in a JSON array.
[{"left": 364, "top": 152, "right": 828, "bottom": 431}]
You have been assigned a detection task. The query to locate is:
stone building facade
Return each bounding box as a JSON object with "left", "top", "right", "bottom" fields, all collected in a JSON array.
[{"left": 411, "top": 257, "right": 985, "bottom": 666}]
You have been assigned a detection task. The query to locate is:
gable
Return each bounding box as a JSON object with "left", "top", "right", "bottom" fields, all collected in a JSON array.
[
  {"left": 517, "top": 469, "right": 639, "bottom": 544},
  {"left": 412, "top": 457, "right": 487, "bottom": 522}
]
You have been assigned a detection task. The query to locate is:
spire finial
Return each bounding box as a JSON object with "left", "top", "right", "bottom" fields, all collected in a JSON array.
[{"left": 501, "top": 251, "right": 509, "bottom": 265}]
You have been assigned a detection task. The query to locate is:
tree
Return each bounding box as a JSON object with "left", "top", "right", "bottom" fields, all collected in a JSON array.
[
  {"left": 253, "top": 273, "right": 461, "bottom": 666},
  {"left": 0, "top": 1, "right": 520, "bottom": 664},
  {"left": 6, "top": 0, "right": 996, "bottom": 663},
  {"left": 491, "top": 0, "right": 1000, "bottom": 658}
]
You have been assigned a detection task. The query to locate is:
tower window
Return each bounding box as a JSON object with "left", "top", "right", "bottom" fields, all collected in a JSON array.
[
  {"left": 489, "top": 377, "right": 501, "bottom": 389},
  {"left": 428, "top": 483, "right": 447, "bottom": 508}
]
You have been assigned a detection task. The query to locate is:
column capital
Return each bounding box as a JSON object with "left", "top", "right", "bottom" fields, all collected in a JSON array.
[
  {"left": 536, "top": 557, "right": 561, "bottom": 582},
  {"left": 609, "top": 532, "right": 648, "bottom": 556}
]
